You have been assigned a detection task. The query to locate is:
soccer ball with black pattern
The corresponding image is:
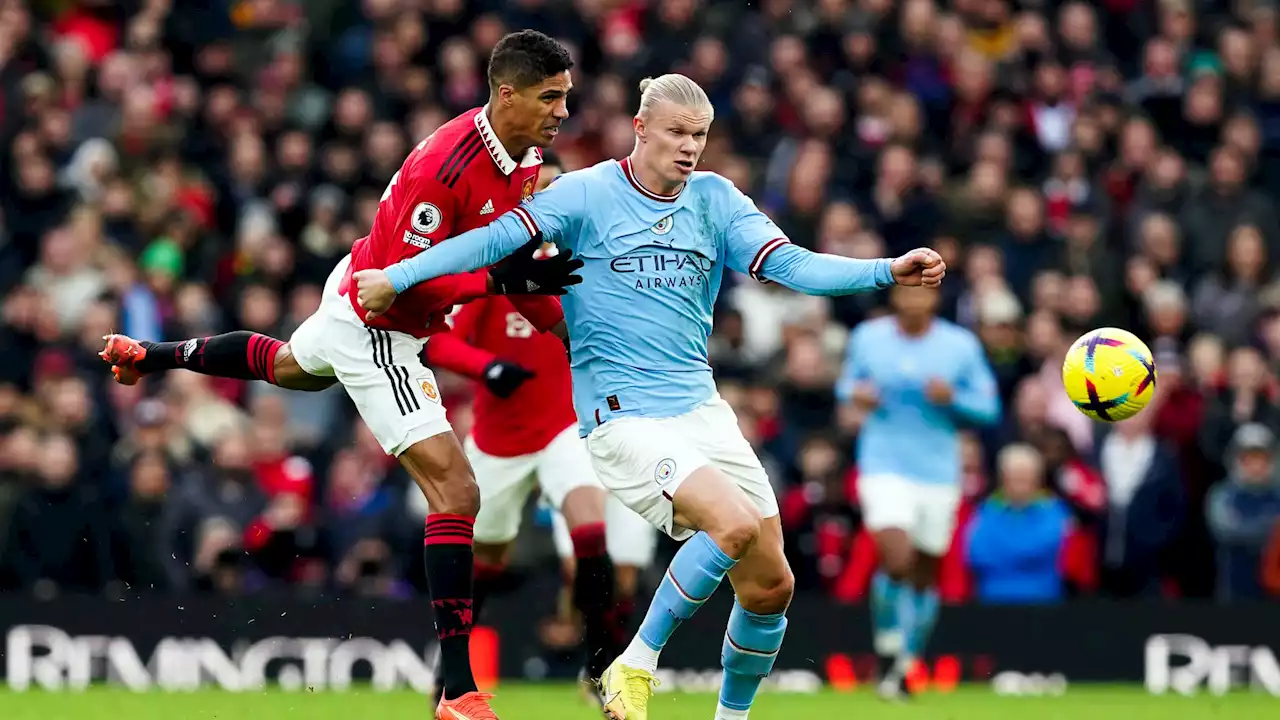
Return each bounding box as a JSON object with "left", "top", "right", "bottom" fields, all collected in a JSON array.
[{"left": 1062, "top": 327, "right": 1157, "bottom": 422}]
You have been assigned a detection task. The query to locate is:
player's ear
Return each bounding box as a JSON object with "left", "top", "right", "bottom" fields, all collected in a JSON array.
[
  {"left": 633, "top": 115, "right": 645, "bottom": 141},
  {"left": 497, "top": 84, "right": 515, "bottom": 107}
]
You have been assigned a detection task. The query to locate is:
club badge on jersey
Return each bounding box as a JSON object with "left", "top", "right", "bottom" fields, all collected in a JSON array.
[{"left": 521, "top": 177, "right": 536, "bottom": 202}]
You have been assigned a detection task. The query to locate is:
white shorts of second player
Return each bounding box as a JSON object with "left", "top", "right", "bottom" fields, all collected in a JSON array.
[
  {"left": 551, "top": 495, "right": 658, "bottom": 568},
  {"left": 468, "top": 424, "right": 605, "bottom": 546},
  {"left": 289, "top": 254, "right": 451, "bottom": 456},
  {"left": 858, "top": 474, "right": 962, "bottom": 556},
  {"left": 585, "top": 394, "right": 780, "bottom": 541}
]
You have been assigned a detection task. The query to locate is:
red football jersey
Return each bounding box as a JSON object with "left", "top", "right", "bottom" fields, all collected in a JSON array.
[
  {"left": 427, "top": 296, "right": 576, "bottom": 457},
  {"left": 341, "top": 106, "right": 559, "bottom": 338}
]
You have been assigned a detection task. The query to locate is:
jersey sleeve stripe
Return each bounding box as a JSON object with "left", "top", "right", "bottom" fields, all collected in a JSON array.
[
  {"left": 749, "top": 237, "right": 789, "bottom": 282},
  {"left": 512, "top": 206, "right": 539, "bottom": 238},
  {"left": 443, "top": 139, "right": 486, "bottom": 189},
  {"left": 436, "top": 130, "right": 482, "bottom": 187}
]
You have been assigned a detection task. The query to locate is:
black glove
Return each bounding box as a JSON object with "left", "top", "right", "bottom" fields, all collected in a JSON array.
[
  {"left": 483, "top": 360, "right": 535, "bottom": 398},
  {"left": 490, "top": 234, "right": 584, "bottom": 295}
]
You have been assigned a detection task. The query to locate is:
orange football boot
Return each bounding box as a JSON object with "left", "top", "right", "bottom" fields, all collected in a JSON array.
[
  {"left": 99, "top": 334, "right": 148, "bottom": 385},
  {"left": 436, "top": 691, "right": 500, "bottom": 720}
]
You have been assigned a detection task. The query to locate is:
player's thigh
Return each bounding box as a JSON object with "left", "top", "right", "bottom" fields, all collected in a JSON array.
[
  {"left": 329, "top": 325, "right": 450, "bottom": 457},
  {"left": 858, "top": 474, "right": 919, "bottom": 535},
  {"left": 535, "top": 425, "right": 604, "bottom": 505},
  {"left": 287, "top": 254, "right": 347, "bottom": 380},
  {"left": 727, "top": 515, "right": 795, "bottom": 614},
  {"left": 912, "top": 481, "right": 962, "bottom": 557},
  {"left": 605, "top": 494, "right": 657, "bottom": 569},
  {"left": 467, "top": 436, "right": 539, "bottom": 545},
  {"left": 585, "top": 415, "right": 711, "bottom": 542},
  {"left": 685, "top": 395, "right": 780, "bottom": 522}
]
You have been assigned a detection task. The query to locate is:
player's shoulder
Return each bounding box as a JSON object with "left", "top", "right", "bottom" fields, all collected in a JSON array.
[
  {"left": 686, "top": 170, "right": 741, "bottom": 200},
  {"left": 933, "top": 318, "right": 983, "bottom": 348},
  {"left": 850, "top": 315, "right": 895, "bottom": 342},
  {"left": 539, "top": 161, "right": 617, "bottom": 202},
  {"left": 406, "top": 108, "right": 487, "bottom": 188}
]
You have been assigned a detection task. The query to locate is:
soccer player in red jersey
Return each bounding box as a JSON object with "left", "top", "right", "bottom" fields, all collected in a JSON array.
[{"left": 99, "top": 31, "right": 581, "bottom": 720}]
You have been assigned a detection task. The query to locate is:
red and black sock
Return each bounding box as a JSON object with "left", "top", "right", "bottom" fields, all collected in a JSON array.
[
  {"left": 611, "top": 595, "right": 637, "bottom": 649},
  {"left": 136, "top": 331, "right": 284, "bottom": 384},
  {"left": 570, "top": 522, "right": 616, "bottom": 678},
  {"left": 471, "top": 560, "right": 506, "bottom": 630},
  {"left": 424, "top": 513, "right": 479, "bottom": 700}
]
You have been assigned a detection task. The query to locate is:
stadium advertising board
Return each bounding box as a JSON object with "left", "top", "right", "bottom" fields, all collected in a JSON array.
[{"left": 1, "top": 594, "right": 1277, "bottom": 695}]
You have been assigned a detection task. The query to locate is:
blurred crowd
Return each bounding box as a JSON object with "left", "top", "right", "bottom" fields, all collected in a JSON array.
[{"left": 5, "top": 0, "right": 1280, "bottom": 605}]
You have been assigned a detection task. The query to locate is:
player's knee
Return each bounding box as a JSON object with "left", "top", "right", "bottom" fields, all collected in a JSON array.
[
  {"left": 875, "top": 529, "right": 915, "bottom": 578},
  {"left": 271, "top": 344, "right": 337, "bottom": 391},
  {"left": 738, "top": 565, "right": 795, "bottom": 615},
  {"left": 560, "top": 485, "right": 606, "bottom": 527},
  {"left": 438, "top": 473, "right": 481, "bottom": 516},
  {"left": 709, "top": 509, "right": 763, "bottom": 560}
]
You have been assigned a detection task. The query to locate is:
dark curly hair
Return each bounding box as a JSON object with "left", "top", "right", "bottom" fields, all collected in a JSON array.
[{"left": 487, "top": 30, "right": 574, "bottom": 91}]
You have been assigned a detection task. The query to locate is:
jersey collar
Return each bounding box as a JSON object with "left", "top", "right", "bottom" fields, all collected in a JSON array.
[
  {"left": 475, "top": 106, "right": 542, "bottom": 175},
  {"left": 619, "top": 157, "right": 682, "bottom": 202}
]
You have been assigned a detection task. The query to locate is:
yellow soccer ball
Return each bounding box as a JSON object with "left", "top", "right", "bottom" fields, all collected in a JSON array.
[{"left": 1062, "top": 327, "right": 1157, "bottom": 422}]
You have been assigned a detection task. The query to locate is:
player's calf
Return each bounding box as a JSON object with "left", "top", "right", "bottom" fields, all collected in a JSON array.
[
  {"left": 715, "top": 515, "right": 793, "bottom": 719},
  {"left": 398, "top": 431, "right": 483, "bottom": 702},
  {"left": 102, "top": 331, "right": 335, "bottom": 391}
]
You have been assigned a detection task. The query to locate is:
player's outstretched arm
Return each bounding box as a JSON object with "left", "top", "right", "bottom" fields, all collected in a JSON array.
[
  {"left": 719, "top": 176, "right": 945, "bottom": 295},
  {"left": 383, "top": 173, "right": 588, "bottom": 293}
]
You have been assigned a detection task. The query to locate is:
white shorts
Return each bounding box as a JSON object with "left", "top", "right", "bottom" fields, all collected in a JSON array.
[
  {"left": 585, "top": 394, "right": 779, "bottom": 541},
  {"left": 289, "top": 255, "right": 451, "bottom": 456},
  {"left": 858, "top": 474, "right": 962, "bottom": 556},
  {"left": 469, "top": 424, "right": 603, "bottom": 545},
  {"left": 551, "top": 494, "right": 658, "bottom": 567}
]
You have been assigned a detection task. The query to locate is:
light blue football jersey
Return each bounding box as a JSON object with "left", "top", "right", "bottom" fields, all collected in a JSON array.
[
  {"left": 388, "top": 158, "right": 895, "bottom": 436},
  {"left": 836, "top": 316, "right": 1001, "bottom": 486}
]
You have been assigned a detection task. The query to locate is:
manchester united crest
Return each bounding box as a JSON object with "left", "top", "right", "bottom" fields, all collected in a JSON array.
[
  {"left": 421, "top": 380, "right": 439, "bottom": 402},
  {"left": 521, "top": 177, "right": 536, "bottom": 202}
]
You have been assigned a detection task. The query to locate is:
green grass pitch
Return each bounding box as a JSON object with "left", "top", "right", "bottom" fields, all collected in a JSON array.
[{"left": 2, "top": 684, "right": 1276, "bottom": 720}]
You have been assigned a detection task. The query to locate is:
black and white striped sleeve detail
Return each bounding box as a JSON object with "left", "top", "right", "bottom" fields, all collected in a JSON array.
[{"left": 749, "top": 237, "right": 789, "bottom": 283}]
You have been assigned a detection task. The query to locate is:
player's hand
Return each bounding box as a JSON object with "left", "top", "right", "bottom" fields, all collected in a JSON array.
[
  {"left": 891, "top": 247, "right": 946, "bottom": 288},
  {"left": 925, "top": 378, "right": 954, "bottom": 405},
  {"left": 850, "top": 382, "right": 879, "bottom": 411},
  {"left": 354, "top": 269, "right": 398, "bottom": 321},
  {"left": 483, "top": 360, "right": 535, "bottom": 398},
  {"left": 491, "top": 234, "right": 585, "bottom": 295}
]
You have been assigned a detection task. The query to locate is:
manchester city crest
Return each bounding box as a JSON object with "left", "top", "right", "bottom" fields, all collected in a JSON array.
[{"left": 651, "top": 215, "right": 674, "bottom": 235}]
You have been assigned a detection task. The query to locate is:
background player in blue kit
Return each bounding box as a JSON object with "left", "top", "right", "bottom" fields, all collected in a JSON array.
[
  {"left": 838, "top": 283, "right": 1001, "bottom": 699},
  {"left": 354, "top": 74, "right": 947, "bottom": 720}
]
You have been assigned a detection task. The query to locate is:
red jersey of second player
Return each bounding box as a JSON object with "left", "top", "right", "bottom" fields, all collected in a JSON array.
[
  {"left": 427, "top": 296, "right": 576, "bottom": 457},
  {"left": 342, "top": 106, "right": 552, "bottom": 338}
]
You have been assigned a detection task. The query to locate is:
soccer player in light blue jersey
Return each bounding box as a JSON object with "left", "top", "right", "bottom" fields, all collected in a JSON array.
[
  {"left": 355, "top": 74, "right": 946, "bottom": 720},
  {"left": 837, "top": 284, "right": 1000, "bottom": 700}
]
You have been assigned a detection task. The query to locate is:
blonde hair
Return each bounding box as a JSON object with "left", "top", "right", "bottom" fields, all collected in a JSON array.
[{"left": 637, "top": 74, "right": 714, "bottom": 121}]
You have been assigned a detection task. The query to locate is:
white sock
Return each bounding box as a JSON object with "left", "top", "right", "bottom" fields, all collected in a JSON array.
[
  {"left": 616, "top": 634, "right": 661, "bottom": 674},
  {"left": 714, "top": 705, "right": 749, "bottom": 720}
]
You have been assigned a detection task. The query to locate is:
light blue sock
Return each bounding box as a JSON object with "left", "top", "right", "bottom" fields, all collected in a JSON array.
[
  {"left": 621, "top": 532, "right": 736, "bottom": 671},
  {"left": 870, "top": 573, "right": 905, "bottom": 656},
  {"left": 718, "top": 602, "right": 788, "bottom": 715},
  {"left": 905, "top": 587, "right": 939, "bottom": 660}
]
